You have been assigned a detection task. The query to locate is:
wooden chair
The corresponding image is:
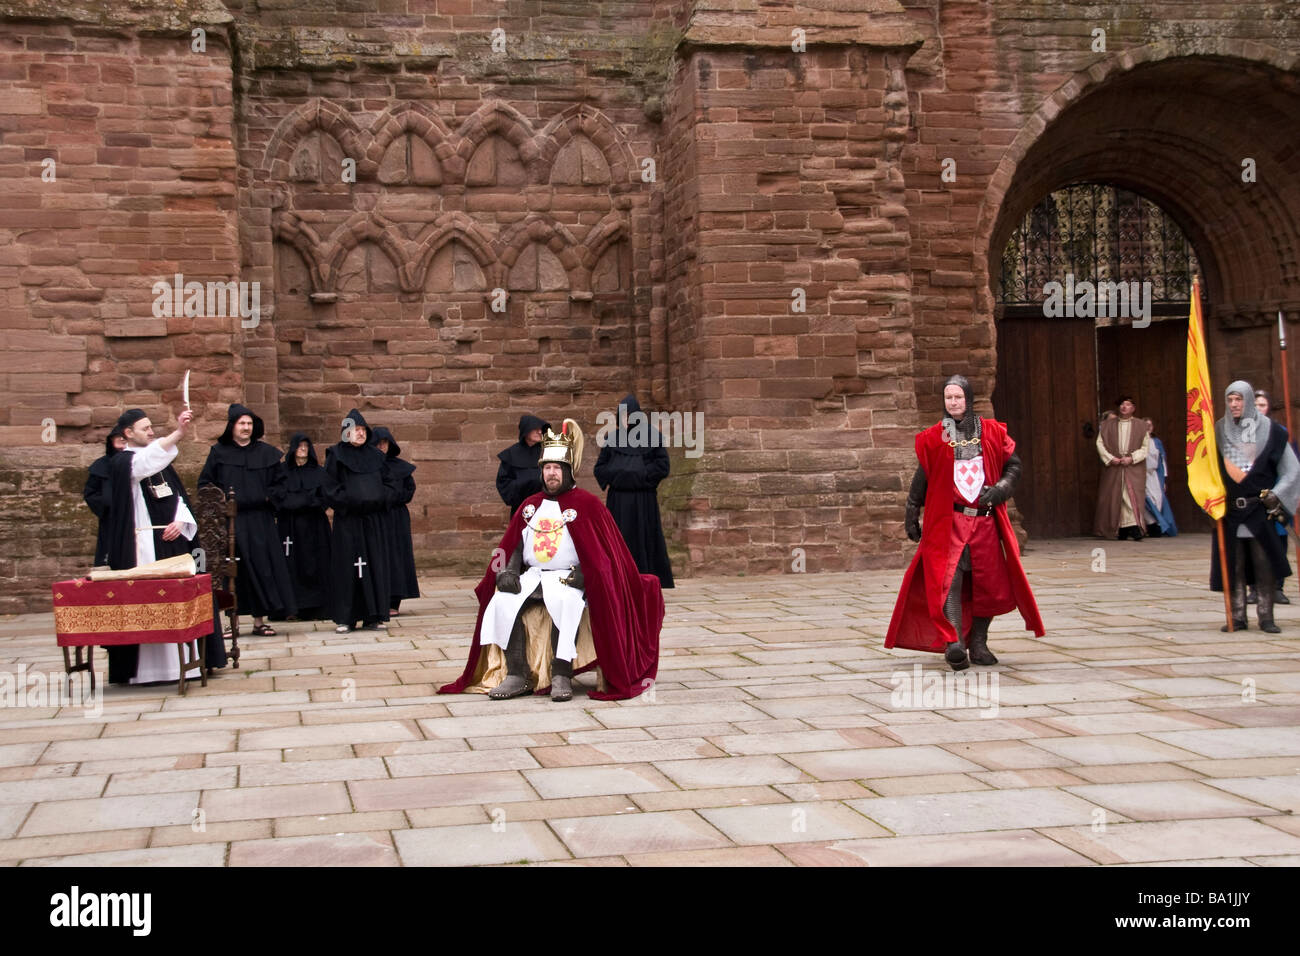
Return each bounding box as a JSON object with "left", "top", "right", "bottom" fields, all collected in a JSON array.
[{"left": 196, "top": 484, "right": 241, "bottom": 670}]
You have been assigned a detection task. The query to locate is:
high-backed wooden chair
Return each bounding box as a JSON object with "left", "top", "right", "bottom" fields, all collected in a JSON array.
[{"left": 196, "top": 484, "right": 241, "bottom": 670}]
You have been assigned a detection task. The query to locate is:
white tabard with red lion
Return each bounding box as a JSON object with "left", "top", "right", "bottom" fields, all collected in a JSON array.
[{"left": 480, "top": 498, "right": 587, "bottom": 662}]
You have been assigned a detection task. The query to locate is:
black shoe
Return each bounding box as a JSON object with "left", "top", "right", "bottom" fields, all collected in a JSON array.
[
  {"left": 966, "top": 617, "right": 997, "bottom": 665},
  {"left": 1276, "top": 590, "right": 1290, "bottom": 605},
  {"left": 489, "top": 675, "right": 533, "bottom": 700},
  {"left": 1221, "top": 619, "right": 1248, "bottom": 632},
  {"left": 550, "top": 674, "right": 572, "bottom": 702},
  {"left": 944, "top": 641, "right": 969, "bottom": 671}
]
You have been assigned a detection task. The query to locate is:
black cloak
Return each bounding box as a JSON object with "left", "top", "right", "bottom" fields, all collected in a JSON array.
[
  {"left": 104, "top": 439, "right": 227, "bottom": 683},
  {"left": 198, "top": 404, "right": 296, "bottom": 620},
  {"left": 323, "top": 409, "right": 401, "bottom": 626},
  {"left": 593, "top": 394, "right": 675, "bottom": 588},
  {"left": 271, "top": 432, "right": 332, "bottom": 619},
  {"left": 495, "top": 413, "right": 551, "bottom": 514},
  {"left": 370, "top": 427, "right": 420, "bottom": 607},
  {"left": 1210, "top": 420, "right": 1294, "bottom": 592},
  {"left": 83, "top": 426, "right": 124, "bottom": 567}
]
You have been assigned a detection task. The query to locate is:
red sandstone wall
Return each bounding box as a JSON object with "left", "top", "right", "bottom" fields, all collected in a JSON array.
[
  {"left": 1, "top": 0, "right": 1299, "bottom": 612},
  {"left": 0, "top": 17, "right": 240, "bottom": 612},
  {"left": 661, "top": 40, "right": 922, "bottom": 574}
]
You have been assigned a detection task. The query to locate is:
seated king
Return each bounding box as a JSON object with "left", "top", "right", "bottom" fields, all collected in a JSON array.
[{"left": 440, "top": 419, "right": 663, "bottom": 702}]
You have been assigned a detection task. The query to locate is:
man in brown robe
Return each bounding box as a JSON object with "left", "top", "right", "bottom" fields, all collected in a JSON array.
[{"left": 1095, "top": 396, "right": 1150, "bottom": 540}]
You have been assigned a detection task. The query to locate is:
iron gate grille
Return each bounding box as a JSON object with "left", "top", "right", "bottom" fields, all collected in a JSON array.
[{"left": 998, "top": 184, "right": 1200, "bottom": 311}]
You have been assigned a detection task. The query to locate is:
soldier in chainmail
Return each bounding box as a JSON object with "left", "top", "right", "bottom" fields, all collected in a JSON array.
[
  {"left": 1210, "top": 380, "right": 1300, "bottom": 633},
  {"left": 886, "top": 375, "right": 1045, "bottom": 669}
]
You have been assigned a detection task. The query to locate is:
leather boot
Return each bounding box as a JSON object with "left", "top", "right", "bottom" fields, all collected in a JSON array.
[
  {"left": 489, "top": 616, "right": 534, "bottom": 699},
  {"left": 549, "top": 624, "right": 573, "bottom": 701},
  {"left": 1222, "top": 544, "right": 1248, "bottom": 632},
  {"left": 967, "top": 617, "right": 998, "bottom": 665},
  {"left": 943, "top": 568, "right": 968, "bottom": 671},
  {"left": 1253, "top": 541, "right": 1281, "bottom": 634}
]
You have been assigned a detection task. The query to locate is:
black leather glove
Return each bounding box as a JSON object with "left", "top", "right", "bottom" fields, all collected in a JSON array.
[
  {"left": 978, "top": 453, "right": 1022, "bottom": 509},
  {"left": 904, "top": 466, "right": 925, "bottom": 542},
  {"left": 1262, "top": 489, "right": 1285, "bottom": 521},
  {"left": 564, "top": 567, "right": 585, "bottom": 592},
  {"left": 904, "top": 501, "right": 922, "bottom": 542},
  {"left": 977, "top": 479, "right": 1011, "bottom": 509},
  {"left": 495, "top": 542, "right": 523, "bottom": 593}
]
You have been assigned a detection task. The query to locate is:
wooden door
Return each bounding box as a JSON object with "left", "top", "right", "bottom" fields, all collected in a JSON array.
[
  {"left": 1097, "top": 320, "right": 1212, "bottom": 533},
  {"left": 993, "top": 314, "right": 1102, "bottom": 537}
]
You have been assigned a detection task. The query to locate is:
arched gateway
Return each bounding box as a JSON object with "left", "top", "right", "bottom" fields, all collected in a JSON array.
[{"left": 979, "top": 48, "right": 1300, "bottom": 539}]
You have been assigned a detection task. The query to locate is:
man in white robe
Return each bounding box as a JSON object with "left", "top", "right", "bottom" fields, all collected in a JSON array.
[{"left": 106, "top": 408, "right": 203, "bottom": 684}]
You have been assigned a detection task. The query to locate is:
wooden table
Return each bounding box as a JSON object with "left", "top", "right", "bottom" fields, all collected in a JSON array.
[{"left": 52, "top": 574, "right": 214, "bottom": 696}]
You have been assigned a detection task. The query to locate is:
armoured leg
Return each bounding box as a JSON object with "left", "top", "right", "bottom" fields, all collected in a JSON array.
[
  {"left": 1222, "top": 541, "right": 1248, "bottom": 632},
  {"left": 943, "top": 565, "right": 969, "bottom": 671},
  {"left": 967, "top": 616, "right": 997, "bottom": 665},
  {"left": 549, "top": 624, "right": 573, "bottom": 702},
  {"left": 1252, "top": 539, "right": 1281, "bottom": 634},
  {"left": 489, "top": 612, "right": 534, "bottom": 699}
]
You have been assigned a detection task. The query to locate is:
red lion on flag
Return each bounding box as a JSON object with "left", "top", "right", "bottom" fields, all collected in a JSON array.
[{"left": 1186, "top": 385, "right": 1208, "bottom": 465}]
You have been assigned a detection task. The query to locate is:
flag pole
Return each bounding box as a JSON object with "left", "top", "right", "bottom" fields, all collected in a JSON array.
[
  {"left": 1278, "top": 309, "right": 1298, "bottom": 572},
  {"left": 1216, "top": 519, "right": 1234, "bottom": 631},
  {"left": 1192, "top": 276, "right": 1235, "bottom": 631}
]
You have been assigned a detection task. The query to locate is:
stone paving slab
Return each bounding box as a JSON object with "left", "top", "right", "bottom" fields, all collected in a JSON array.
[
  {"left": 845, "top": 787, "right": 1114, "bottom": 836},
  {"left": 1, "top": 534, "right": 1298, "bottom": 865}
]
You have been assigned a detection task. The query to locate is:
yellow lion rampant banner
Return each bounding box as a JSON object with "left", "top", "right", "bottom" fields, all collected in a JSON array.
[{"left": 1185, "top": 276, "right": 1226, "bottom": 520}]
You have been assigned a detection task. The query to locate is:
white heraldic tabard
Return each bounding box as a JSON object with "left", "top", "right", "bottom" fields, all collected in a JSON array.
[{"left": 481, "top": 498, "right": 586, "bottom": 663}]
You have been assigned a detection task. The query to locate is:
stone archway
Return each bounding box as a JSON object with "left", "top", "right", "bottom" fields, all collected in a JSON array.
[{"left": 983, "top": 47, "right": 1300, "bottom": 537}]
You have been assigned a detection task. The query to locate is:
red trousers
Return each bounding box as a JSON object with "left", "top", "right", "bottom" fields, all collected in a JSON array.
[{"left": 943, "top": 511, "right": 1016, "bottom": 618}]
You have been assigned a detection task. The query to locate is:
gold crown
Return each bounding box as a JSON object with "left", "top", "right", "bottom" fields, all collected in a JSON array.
[{"left": 539, "top": 418, "right": 584, "bottom": 474}]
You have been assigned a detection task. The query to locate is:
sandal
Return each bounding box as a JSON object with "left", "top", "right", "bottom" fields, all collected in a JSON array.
[{"left": 251, "top": 624, "right": 278, "bottom": 636}]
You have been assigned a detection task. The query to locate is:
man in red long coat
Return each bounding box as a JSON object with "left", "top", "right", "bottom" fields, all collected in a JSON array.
[{"left": 886, "top": 375, "right": 1044, "bottom": 669}]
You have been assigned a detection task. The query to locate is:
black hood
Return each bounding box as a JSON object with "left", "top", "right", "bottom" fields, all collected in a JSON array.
[
  {"left": 285, "top": 432, "right": 320, "bottom": 469},
  {"left": 331, "top": 409, "right": 384, "bottom": 473},
  {"left": 104, "top": 425, "right": 125, "bottom": 457},
  {"left": 609, "top": 393, "right": 660, "bottom": 454},
  {"left": 370, "top": 426, "right": 401, "bottom": 459},
  {"left": 341, "top": 408, "right": 371, "bottom": 443},
  {"left": 518, "top": 414, "right": 550, "bottom": 445},
  {"left": 219, "top": 403, "right": 265, "bottom": 445}
]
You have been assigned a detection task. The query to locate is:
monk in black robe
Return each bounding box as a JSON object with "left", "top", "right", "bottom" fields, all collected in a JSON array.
[
  {"left": 199, "top": 404, "right": 296, "bottom": 634},
  {"left": 496, "top": 413, "right": 550, "bottom": 515},
  {"left": 105, "top": 408, "right": 227, "bottom": 683},
  {"left": 84, "top": 424, "right": 126, "bottom": 567},
  {"left": 324, "top": 409, "right": 400, "bottom": 633},
  {"left": 272, "top": 432, "right": 332, "bottom": 621},
  {"left": 593, "top": 394, "right": 675, "bottom": 588},
  {"left": 371, "top": 426, "right": 420, "bottom": 615}
]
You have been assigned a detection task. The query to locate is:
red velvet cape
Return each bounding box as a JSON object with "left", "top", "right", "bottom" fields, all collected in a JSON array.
[
  {"left": 885, "top": 419, "right": 1045, "bottom": 653},
  {"left": 439, "top": 487, "right": 663, "bottom": 700}
]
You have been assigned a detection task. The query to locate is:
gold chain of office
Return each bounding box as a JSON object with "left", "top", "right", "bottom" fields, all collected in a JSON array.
[{"left": 948, "top": 437, "right": 982, "bottom": 448}]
